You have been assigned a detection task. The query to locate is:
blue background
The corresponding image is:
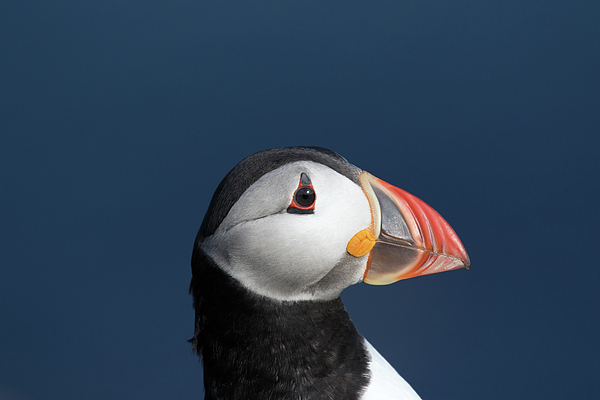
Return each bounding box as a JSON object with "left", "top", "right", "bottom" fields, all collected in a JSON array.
[{"left": 1, "top": 1, "right": 599, "bottom": 399}]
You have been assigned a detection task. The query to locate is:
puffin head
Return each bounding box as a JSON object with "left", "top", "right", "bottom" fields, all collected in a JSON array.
[{"left": 193, "top": 146, "right": 469, "bottom": 302}]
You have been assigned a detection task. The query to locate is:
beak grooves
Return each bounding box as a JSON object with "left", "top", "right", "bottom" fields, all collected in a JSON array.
[
  {"left": 360, "top": 172, "right": 470, "bottom": 284},
  {"left": 376, "top": 178, "right": 471, "bottom": 273}
]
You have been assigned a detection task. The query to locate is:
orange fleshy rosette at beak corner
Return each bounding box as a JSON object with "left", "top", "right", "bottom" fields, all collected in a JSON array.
[{"left": 357, "top": 172, "right": 470, "bottom": 285}]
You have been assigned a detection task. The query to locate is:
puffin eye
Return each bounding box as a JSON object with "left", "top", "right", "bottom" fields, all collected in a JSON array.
[
  {"left": 287, "top": 173, "right": 316, "bottom": 214},
  {"left": 294, "top": 187, "right": 315, "bottom": 207}
]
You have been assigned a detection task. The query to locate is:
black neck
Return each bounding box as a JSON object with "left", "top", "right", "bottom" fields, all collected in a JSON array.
[{"left": 190, "top": 251, "right": 369, "bottom": 400}]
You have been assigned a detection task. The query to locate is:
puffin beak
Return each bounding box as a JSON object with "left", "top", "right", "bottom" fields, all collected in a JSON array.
[{"left": 350, "top": 172, "right": 470, "bottom": 285}]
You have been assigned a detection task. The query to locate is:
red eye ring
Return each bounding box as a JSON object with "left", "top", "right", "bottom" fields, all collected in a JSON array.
[{"left": 287, "top": 173, "right": 316, "bottom": 214}]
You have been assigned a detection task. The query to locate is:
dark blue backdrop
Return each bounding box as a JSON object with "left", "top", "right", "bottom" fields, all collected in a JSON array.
[{"left": 1, "top": 1, "right": 599, "bottom": 399}]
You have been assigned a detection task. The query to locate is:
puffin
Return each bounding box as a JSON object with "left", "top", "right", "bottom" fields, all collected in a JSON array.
[{"left": 190, "top": 146, "right": 469, "bottom": 400}]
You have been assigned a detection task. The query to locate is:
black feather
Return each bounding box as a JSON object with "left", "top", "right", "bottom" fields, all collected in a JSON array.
[{"left": 190, "top": 250, "right": 370, "bottom": 400}]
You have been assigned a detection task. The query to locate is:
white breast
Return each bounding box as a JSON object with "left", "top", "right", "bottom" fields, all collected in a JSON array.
[{"left": 361, "top": 339, "right": 422, "bottom": 400}]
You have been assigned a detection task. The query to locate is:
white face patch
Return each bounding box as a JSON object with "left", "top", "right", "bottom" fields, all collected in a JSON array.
[{"left": 201, "top": 161, "right": 372, "bottom": 301}]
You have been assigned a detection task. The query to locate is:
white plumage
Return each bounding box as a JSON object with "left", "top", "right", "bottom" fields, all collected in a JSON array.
[{"left": 362, "top": 340, "right": 422, "bottom": 400}]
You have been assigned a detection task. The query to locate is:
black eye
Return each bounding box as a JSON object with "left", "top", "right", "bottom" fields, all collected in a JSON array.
[{"left": 294, "top": 187, "right": 315, "bottom": 207}]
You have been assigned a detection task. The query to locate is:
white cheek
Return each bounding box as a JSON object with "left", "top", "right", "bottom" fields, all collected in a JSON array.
[
  {"left": 225, "top": 215, "right": 338, "bottom": 288},
  {"left": 218, "top": 177, "right": 370, "bottom": 299},
  {"left": 201, "top": 161, "right": 372, "bottom": 301}
]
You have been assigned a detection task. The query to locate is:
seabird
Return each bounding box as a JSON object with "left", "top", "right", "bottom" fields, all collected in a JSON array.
[{"left": 190, "top": 147, "right": 469, "bottom": 400}]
